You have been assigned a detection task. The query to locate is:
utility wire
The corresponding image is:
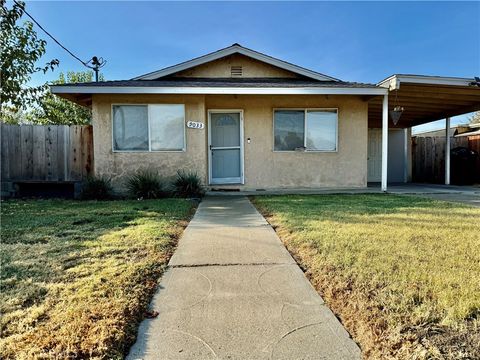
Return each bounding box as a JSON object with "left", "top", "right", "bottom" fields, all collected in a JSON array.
[{"left": 13, "top": 0, "right": 90, "bottom": 68}]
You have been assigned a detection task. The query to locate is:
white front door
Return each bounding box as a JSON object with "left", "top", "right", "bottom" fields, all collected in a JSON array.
[
  {"left": 367, "top": 129, "right": 382, "bottom": 182},
  {"left": 208, "top": 110, "right": 244, "bottom": 185}
]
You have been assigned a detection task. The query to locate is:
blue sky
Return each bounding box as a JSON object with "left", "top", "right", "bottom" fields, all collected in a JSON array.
[{"left": 22, "top": 1, "right": 480, "bottom": 131}]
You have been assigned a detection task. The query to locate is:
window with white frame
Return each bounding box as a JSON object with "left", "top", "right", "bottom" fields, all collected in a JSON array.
[
  {"left": 273, "top": 109, "right": 337, "bottom": 151},
  {"left": 113, "top": 104, "right": 185, "bottom": 151}
]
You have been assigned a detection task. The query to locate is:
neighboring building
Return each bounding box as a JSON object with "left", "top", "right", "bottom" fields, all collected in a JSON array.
[
  {"left": 51, "top": 44, "right": 480, "bottom": 191},
  {"left": 454, "top": 122, "right": 480, "bottom": 138},
  {"left": 413, "top": 124, "right": 471, "bottom": 138}
]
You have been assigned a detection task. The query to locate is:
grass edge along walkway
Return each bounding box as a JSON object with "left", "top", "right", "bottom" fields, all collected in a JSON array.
[{"left": 252, "top": 194, "right": 480, "bottom": 359}]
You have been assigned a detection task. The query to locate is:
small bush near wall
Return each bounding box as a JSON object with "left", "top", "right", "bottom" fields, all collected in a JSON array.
[
  {"left": 126, "top": 169, "right": 169, "bottom": 199},
  {"left": 80, "top": 176, "right": 113, "bottom": 200},
  {"left": 173, "top": 170, "right": 205, "bottom": 198}
]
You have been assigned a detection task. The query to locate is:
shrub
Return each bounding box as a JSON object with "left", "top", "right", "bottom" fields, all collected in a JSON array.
[
  {"left": 126, "top": 169, "right": 168, "bottom": 199},
  {"left": 80, "top": 176, "right": 113, "bottom": 200},
  {"left": 173, "top": 170, "right": 205, "bottom": 198}
]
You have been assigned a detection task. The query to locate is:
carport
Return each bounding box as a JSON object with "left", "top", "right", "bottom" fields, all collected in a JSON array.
[{"left": 367, "top": 75, "right": 480, "bottom": 191}]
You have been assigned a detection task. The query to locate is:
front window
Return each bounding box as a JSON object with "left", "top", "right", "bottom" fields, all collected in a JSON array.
[
  {"left": 274, "top": 110, "right": 304, "bottom": 151},
  {"left": 149, "top": 105, "right": 185, "bottom": 151},
  {"left": 112, "top": 104, "right": 185, "bottom": 151},
  {"left": 273, "top": 109, "right": 337, "bottom": 151}
]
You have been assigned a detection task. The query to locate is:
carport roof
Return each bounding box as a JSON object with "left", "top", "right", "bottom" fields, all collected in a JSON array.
[{"left": 368, "top": 74, "right": 480, "bottom": 128}]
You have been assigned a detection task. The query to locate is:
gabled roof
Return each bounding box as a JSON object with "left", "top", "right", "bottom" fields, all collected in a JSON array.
[{"left": 132, "top": 43, "right": 341, "bottom": 82}]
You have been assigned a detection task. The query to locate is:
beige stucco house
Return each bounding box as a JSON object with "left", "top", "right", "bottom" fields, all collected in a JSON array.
[{"left": 51, "top": 44, "right": 480, "bottom": 192}]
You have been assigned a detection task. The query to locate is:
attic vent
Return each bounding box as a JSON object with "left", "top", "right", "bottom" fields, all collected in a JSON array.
[{"left": 231, "top": 66, "right": 243, "bottom": 77}]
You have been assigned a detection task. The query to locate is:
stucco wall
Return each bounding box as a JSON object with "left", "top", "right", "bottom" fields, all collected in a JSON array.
[
  {"left": 92, "top": 94, "right": 207, "bottom": 191},
  {"left": 172, "top": 54, "right": 300, "bottom": 78},
  {"left": 206, "top": 95, "right": 368, "bottom": 189},
  {"left": 91, "top": 94, "right": 368, "bottom": 192}
]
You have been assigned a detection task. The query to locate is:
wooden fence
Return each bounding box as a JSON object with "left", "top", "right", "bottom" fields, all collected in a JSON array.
[
  {"left": 466, "top": 134, "right": 480, "bottom": 154},
  {"left": 412, "top": 136, "right": 479, "bottom": 183},
  {"left": 1, "top": 124, "right": 93, "bottom": 182}
]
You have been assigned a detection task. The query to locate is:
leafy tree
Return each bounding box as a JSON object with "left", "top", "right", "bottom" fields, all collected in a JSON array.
[
  {"left": 29, "top": 71, "right": 104, "bottom": 125},
  {"left": 468, "top": 111, "right": 480, "bottom": 124},
  {"left": 0, "top": 0, "right": 59, "bottom": 123}
]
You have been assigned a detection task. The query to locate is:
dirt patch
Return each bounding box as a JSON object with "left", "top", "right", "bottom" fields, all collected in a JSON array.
[{"left": 423, "top": 324, "right": 480, "bottom": 359}]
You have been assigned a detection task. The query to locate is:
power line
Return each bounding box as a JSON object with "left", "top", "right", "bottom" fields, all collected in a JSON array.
[
  {"left": 13, "top": 0, "right": 87, "bottom": 66},
  {"left": 12, "top": 0, "right": 106, "bottom": 80}
]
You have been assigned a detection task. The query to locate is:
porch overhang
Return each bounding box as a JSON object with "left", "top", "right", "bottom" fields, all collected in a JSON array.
[
  {"left": 369, "top": 75, "right": 480, "bottom": 192},
  {"left": 368, "top": 74, "right": 480, "bottom": 128}
]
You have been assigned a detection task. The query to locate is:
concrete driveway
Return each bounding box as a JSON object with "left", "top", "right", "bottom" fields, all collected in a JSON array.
[
  {"left": 386, "top": 184, "right": 480, "bottom": 207},
  {"left": 207, "top": 183, "right": 480, "bottom": 207},
  {"left": 410, "top": 192, "right": 480, "bottom": 207},
  {"left": 127, "top": 196, "right": 360, "bottom": 360}
]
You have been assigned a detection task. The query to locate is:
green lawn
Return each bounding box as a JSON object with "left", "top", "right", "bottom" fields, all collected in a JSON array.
[
  {"left": 0, "top": 199, "right": 194, "bottom": 359},
  {"left": 252, "top": 194, "right": 480, "bottom": 359}
]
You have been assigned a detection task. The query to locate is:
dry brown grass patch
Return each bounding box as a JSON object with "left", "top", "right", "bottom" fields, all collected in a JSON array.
[{"left": 1, "top": 199, "right": 195, "bottom": 359}]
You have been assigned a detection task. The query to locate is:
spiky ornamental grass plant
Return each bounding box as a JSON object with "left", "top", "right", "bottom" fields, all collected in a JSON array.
[
  {"left": 80, "top": 175, "right": 113, "bottom": 200},
  {"left": 173, "top": 170, "right": 205, "bottom": 198},
  {"left": 126, "top": 169, "right": 169, "bottom": 199}
]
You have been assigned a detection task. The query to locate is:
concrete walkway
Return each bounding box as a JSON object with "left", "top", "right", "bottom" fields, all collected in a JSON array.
[{"left": 127, "top": 196, "right": 360, "bottom": 360}]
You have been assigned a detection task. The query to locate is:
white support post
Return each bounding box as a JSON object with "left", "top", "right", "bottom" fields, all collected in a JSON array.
[
  {"left": 445, "top": 117, "right": 451, "bottom": 185},
  {"left": 404, "top": 128, "right": 409, "bottom": 183},
  {"left": 381, "top": 94, "right": 389, "bottom": 192}
]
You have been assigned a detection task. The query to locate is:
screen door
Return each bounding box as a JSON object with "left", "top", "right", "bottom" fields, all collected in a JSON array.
[{"left": 208, "top": 111, "right": 243, "bottom": 184}]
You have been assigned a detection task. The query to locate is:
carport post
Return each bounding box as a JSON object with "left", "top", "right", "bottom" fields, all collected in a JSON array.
[
  {"left": 381, "top": 94, "right": 389, "bottom": 192},
  {"left": 404, "top": 128, "right": 410, "bottom": 183},
  {"left": 445, "top": 117, "right": 451, "bottom": 185}
]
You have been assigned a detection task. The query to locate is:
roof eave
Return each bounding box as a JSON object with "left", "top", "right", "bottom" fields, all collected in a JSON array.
[{"left": 50, "top": 85, "right": 387, "bottom": 96}]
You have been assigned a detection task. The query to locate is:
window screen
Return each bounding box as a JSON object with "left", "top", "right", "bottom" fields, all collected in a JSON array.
[
  {"left": 112, "top": 104, "right": 185, "bottom": 152},
  {"left": 306, "top": 110, "right": 337, "bottom": 151},
  {"left": 273, "top": 109, "right": 337, "bottom": 151},
  {"left": 150, "top": 105, "right": 185, "bottom": 151},
  {"left": 273, "top": 110, "right": 305, "bottom": 151},
  {"left": 113, "top": 105, "right": 148, "bottom": 151}
]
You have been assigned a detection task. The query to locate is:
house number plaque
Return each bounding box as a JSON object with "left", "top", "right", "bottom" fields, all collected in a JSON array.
[{"left": 186, "top": 121, "right": 204, "bottom": 129}]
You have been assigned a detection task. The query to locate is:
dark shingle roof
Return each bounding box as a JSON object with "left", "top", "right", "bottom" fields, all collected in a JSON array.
[{"left": 54, "top": 77, "right": 379, "bottom": 89}]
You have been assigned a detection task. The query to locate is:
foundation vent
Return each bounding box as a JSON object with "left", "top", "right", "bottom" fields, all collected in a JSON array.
[{"left": 231, "top": 66, "right": 243, "bottom": 77}]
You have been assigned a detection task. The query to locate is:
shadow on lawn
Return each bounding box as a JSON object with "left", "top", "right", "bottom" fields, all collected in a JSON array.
[
  {"left": 1, "top": 201, "right": 159, "bottom": 274},
  {"left": 0, "top": 198, "right": 194, "bottom": 359}
]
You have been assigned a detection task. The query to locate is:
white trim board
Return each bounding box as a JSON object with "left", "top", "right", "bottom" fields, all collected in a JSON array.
[
  {"left": 378, "top": 74, "right": 477, "bottom": 90},
  {"left": 132, "top": 44, "right": 340, "bottom": 82},
  {"left": 51, "top": 85, "right": 387, "bottom": 96}
]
